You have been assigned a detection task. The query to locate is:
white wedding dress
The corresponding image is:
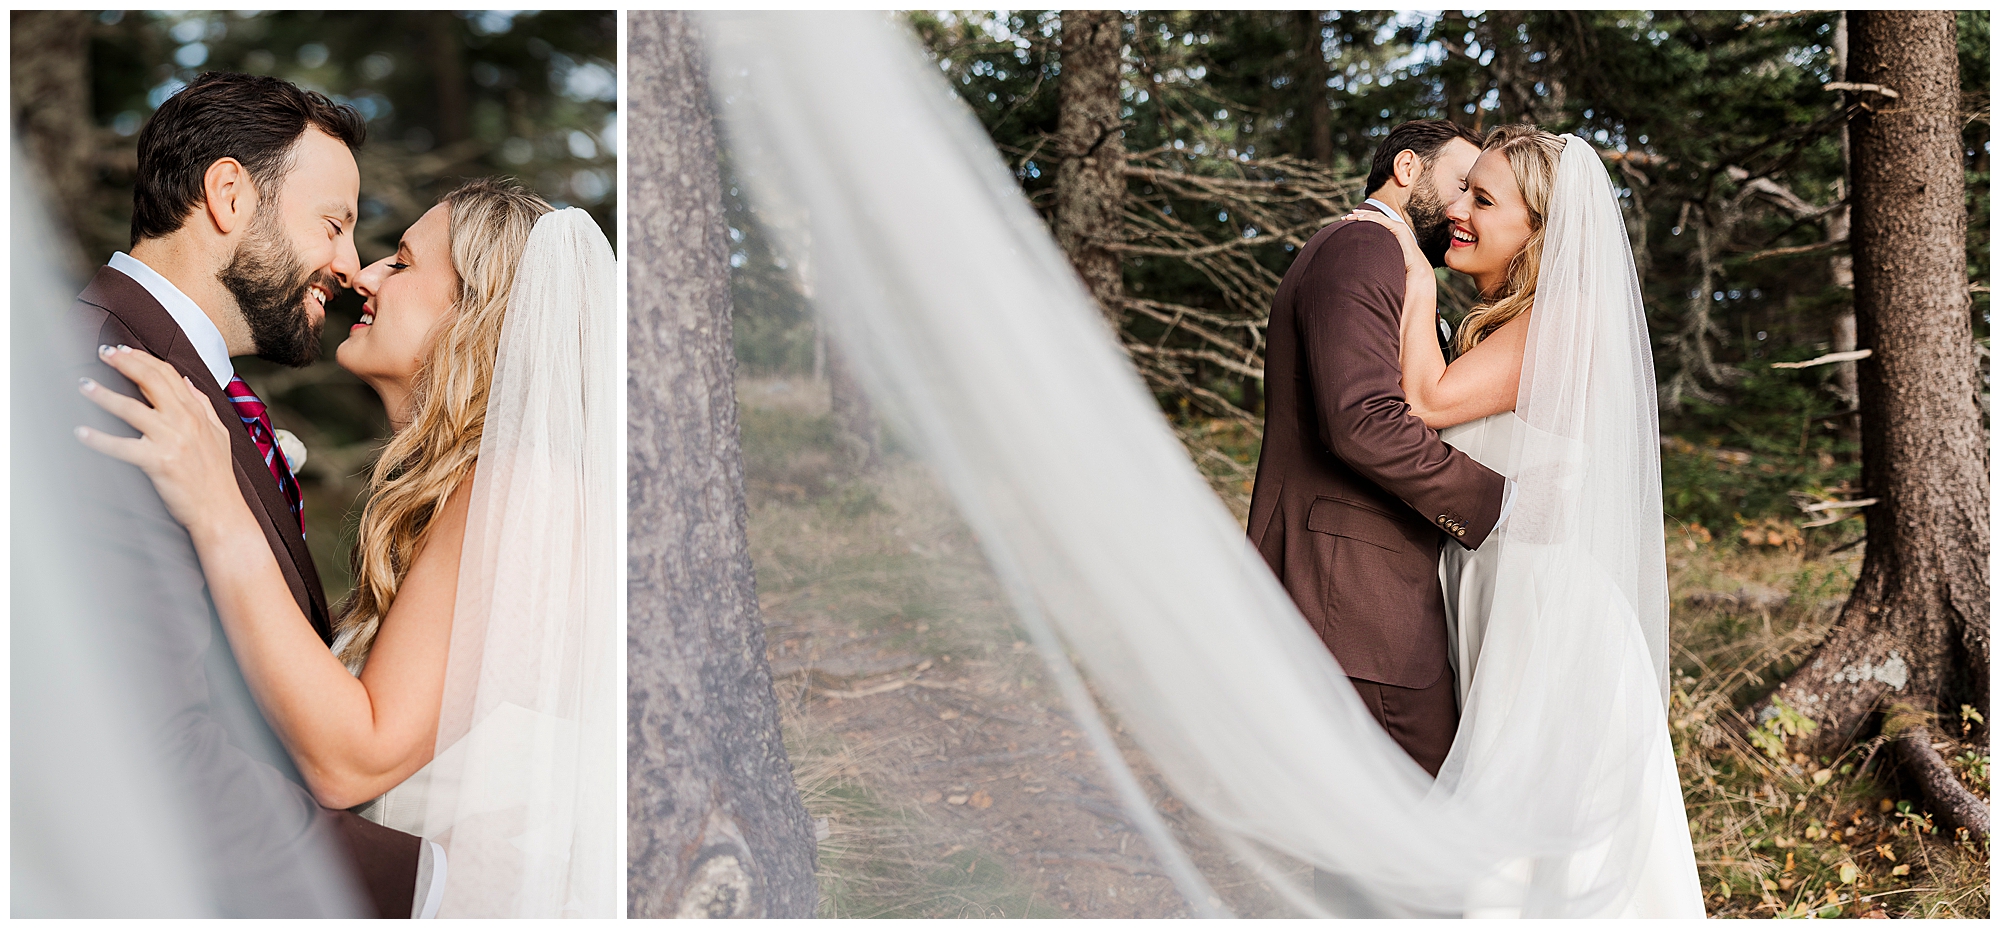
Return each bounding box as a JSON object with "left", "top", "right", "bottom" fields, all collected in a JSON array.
[{"left": 1442, "top": 414, "right": 1703, "bottom": 918}]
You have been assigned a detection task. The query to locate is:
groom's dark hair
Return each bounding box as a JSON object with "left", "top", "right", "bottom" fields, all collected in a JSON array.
[
  {"left": 129, "top": 71, "right": 366, "bottom": 247},
  {"left": 1364, "top": 119, "right": 1484, "bottom": 195}
]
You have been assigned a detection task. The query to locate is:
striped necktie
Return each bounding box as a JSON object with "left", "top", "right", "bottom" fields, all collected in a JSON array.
[{"left": 223, "top": 375, "right": 305, "bottom": 535}]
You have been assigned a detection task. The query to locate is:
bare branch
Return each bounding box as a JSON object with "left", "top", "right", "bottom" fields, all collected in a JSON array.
[{"left": 1771, "top": 348, "right": 1873, "bottom": 369}]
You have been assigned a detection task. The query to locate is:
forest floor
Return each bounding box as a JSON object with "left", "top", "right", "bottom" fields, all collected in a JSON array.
[{"left": 738, "top": 378, "right": 1989, "bottom": 919}]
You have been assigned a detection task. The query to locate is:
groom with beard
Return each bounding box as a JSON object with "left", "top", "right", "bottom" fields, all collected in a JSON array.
[
  {"left": 64, "top": 72, "right": 434, "bottom": 917},
  {"left": 1247, "top": 119, "right": 1508, "bottom": 779}
]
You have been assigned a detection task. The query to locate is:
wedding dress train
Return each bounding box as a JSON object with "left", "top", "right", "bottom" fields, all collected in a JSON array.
[{"left": 1443, "top": 413, "right": 1703, "bottom": 918}]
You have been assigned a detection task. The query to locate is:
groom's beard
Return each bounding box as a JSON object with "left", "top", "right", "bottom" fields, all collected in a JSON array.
[
  {"left": 1405, "top": 177, "right": 1453, "bottom": 269},
  {"left": 219, "top": 207, "right": 326, "bottom": 368}
]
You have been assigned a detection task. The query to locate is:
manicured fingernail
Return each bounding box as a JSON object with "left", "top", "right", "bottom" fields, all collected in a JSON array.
[
  {"left": 79, "top": 377, "right": 96, "bottom": 392},
  {"left": 116, "top": 344, "right": 133, "bottom": 354},
  {"left": 73, "top": 426, "right": 89, "bottom": 441},
  {"left": 98, "top": 344, "right": 114, "bottom": 357}
]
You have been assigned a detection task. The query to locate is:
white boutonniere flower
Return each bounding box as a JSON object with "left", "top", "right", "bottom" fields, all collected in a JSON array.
[{"left": 274, "top": 428, "right": 308, "bottom": 476}]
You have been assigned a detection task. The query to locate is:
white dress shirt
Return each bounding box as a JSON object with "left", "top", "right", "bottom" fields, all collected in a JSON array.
[
  {"left": 1362, "top": 197, "right": 1406, "bottom": 224},
  {"left": 108, "top": 251, "right": 234, "bottom": 390}
]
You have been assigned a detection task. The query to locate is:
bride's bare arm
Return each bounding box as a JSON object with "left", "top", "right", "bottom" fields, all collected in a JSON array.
[
  {"left": 1342, "top": 211, "right": 1529, "bottom": 430},
  {"left": 78, "top": 345, "right": 457, "bottom": 810},
  {"left": 1406, "top": 313, "right": 1529, "bottom": 429}
]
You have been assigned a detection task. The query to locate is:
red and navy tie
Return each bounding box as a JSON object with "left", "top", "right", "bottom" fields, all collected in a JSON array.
[{"left": 223, "top": 375, "right": 305, "bottom": 535}]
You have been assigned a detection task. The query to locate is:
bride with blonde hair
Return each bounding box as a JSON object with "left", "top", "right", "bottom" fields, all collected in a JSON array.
[
  {"left": 695, "top": 11, "right": 1699, "bottom": 917},
  {"left": 1345, "top": 121, "right": 1702, "bottom": 916},
  {"left": 79, "top": 178, "right": 617, "bottom": 918}
]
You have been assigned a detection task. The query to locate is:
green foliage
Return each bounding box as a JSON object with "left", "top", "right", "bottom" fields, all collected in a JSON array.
[
  {"left": 1960, "top": 11, "right": 1991, "bottom": 334},
  {"left": 1748, "top": 697, "right": 1821, "bottom": 761},
  {"left": 1660, "top": 348, "right": 1863, "bottom": 534},
  {"left": 910, "top": 11, "right": 1987, "bottom": 505}
]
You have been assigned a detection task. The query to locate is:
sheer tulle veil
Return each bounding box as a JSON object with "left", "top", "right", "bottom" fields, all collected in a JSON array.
[
  {"left": 376, "top": 207, "right": 619, "bottom": 917},
  {"left": 699, "top": 11, "right": 1675, "bottom": 917}
]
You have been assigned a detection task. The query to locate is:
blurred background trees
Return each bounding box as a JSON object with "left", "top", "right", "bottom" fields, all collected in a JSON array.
[
  {"left": 733, "top": 11, "right": 1991, "bottom": 535},
  {"left": 11, "top": 10, "right": 617, "bottom": 594},
  {"left": 885, "top": 9, "right": 1990, "bottom": 543}
]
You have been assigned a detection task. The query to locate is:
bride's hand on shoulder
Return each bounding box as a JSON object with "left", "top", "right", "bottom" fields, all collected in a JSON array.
[
  {"left": 76, "top": 345, "right": 246, "bottom": 535},
  {"left": 1342, "top": 209, "right": 1430, "bottom": 284}
]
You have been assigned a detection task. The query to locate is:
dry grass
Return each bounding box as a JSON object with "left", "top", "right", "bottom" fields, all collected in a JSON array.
[
  {"left": 1666, "top": 532, "right": 1990, "bottom": 918},
  {"left": 747, "top": 392, "right": 1989, "bottom": 917}
]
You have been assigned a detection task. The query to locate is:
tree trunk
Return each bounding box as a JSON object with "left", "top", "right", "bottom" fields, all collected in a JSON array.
[
  {"left": 1765, "top": 12, "right": 1987, "bottom": 836},
  {"left": 825, "top": 342, "right": 881, "bottom": 472},
  {"left": 795, "top": 232, "right": 880, "bottom": 471},
  {"left": 626, "top": 12, "right": 818, "bottom": 917},
  {"left": 10, "top": 10, "right": 95, "bottom": 276},
  {"left": 1294, "top": 10, "right": 1334, "bottom": 166},
  {"left": 1054, "top": 9, "right": 1127, "bottom": 321},
  {"left": 1829, "top": 14, "right": 1861, "bottom": 430},
  {"left": 424, "top": 12, "right": 470, "bottom": 145},
  {"left": 1483, "top": 11, "right": 1532, "bottom": 125}
]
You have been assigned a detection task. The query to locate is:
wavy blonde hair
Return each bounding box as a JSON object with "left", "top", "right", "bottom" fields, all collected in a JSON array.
[
  {"left": 1453, "top": 124, "right": 1565, "bottom": 356},
  {"left": 333, "top": 179, "right": 553, "bottom": 668}
]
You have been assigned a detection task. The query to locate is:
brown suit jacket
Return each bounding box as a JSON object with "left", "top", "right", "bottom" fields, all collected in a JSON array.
[
  {"left": 70, "top": 265, "right": 418, "bottom": 917},
  {"left": 75, "top": 267, "right": 332, "bottom": 641},
  {"left": 1247, "top": 209, "right": 1505, "bottom": 689}
]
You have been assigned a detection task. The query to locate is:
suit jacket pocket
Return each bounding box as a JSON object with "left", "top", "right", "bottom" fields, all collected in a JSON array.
[
  {"left": 1303, "top": 496, "right": 1448, "bottom": 688},
  {"left": 1306, "top": 495, "right": 1411, "bottom": 553}
]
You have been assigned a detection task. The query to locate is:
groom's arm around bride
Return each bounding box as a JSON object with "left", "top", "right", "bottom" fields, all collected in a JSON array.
[{"left": 1246, "top": 119, "right": 1506, "bottom": 777}]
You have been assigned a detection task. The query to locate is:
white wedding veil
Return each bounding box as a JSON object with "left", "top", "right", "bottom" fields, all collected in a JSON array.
[
  {"left": 699, "top": 12, "right": 1675, "bottom": 917},
  {"left": 1425, "top": 134, "right": 1676, "bottom": 915},
  {"left": 398, "top": 207, "right": 620, "bottom": 917}
]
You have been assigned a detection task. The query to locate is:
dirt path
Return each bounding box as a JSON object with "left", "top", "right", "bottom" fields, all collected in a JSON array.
[{"left": 739, "top": 377, "right": 1285, "bottom": 917}]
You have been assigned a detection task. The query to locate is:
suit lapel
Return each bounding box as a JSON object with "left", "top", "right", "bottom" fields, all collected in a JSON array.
[{"left": 79, "top": 266, "right": 334, "bottom": 642}]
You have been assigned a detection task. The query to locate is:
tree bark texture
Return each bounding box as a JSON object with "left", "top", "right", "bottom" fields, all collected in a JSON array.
[
  {"left": 10, "top": 10, "right": 95, "bottom": 276},
  {"left": 1769, "top": 13, "right": 1988, "bottom": 780},
  {"left": 1885, "top": 710, "right": 1991, "bottom": 841},
  {"left": 627, "top": 12, "right": 818, "bottom": 918},
  {"left": 1053, "top": 9, "right": 1127, "bottom": 320},
  {"left": 1294, "top": 11, "right": 1335, "bottom": 166}
]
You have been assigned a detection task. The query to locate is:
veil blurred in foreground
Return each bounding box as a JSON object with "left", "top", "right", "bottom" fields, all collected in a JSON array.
[
  {"left": 10, "top": 143, "right": 364, "bottom": 915},
  {"left": 700, "top": 12, "right": 1674, "bottom": 917}
]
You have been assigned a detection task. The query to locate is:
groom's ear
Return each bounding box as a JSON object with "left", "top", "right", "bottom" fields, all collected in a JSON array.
[
  {"left": 200, "top": 157, "right": 257, "bottom": 236},
  {"left": 1390, "top": 149, "right": 1425, "bottom": 191}
]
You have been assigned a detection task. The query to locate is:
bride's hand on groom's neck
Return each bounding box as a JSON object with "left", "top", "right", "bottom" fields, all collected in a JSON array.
[{"left": 76, "top": 345, "right": 256, "bottom": 540}]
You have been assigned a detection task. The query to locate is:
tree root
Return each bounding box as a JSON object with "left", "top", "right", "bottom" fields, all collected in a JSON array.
[{"left": 1883, "top": 705, "right": 1990, "bottom": 843}]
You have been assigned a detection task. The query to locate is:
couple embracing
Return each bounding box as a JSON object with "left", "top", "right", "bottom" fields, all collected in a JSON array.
[
  {"left": 1252, "top": 119, "right": 1703, "bottom": 916},
  {"left": 66, "top": 72, "right": 615, "bottom": 918}
]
